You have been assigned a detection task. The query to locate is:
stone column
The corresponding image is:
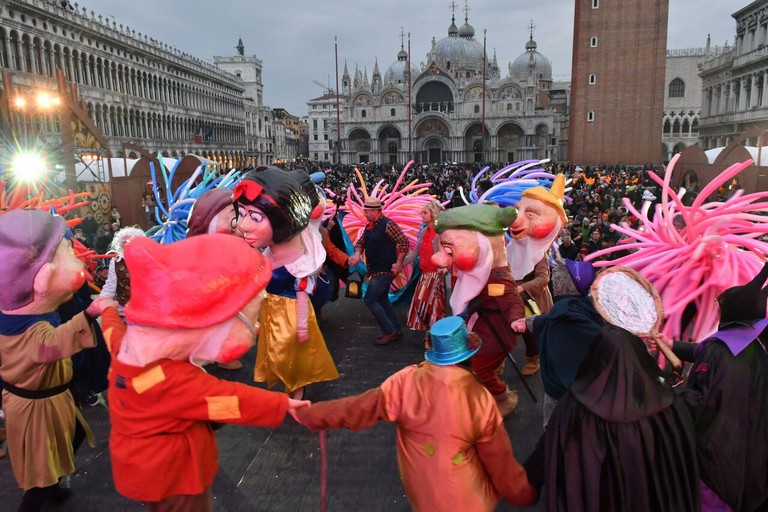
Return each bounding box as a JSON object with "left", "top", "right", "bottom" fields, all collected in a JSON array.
[
  {"left": 762, "top": 70, "right": 768, "bottom": 108},
  {"left": 751, "top": 73, "right": 759, "bottom": 108},
  {"left": 738, "top": 77, "right": 748, "bottom": 111}
]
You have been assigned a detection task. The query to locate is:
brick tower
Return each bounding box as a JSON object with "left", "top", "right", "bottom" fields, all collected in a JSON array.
[{"left": 569, "top": 0, "right": 669, "bottom": 165}]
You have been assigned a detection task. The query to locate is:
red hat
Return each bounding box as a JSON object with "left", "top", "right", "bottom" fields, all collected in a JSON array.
[{"left": 123, "top": 234, "right": 271, "bottom": 329}]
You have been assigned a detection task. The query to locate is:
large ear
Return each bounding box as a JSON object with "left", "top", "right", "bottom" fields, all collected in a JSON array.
[{"left": 32, "top": 261, "right": 56, "bottom": 297}]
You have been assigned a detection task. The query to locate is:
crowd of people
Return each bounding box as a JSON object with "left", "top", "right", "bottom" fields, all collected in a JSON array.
[{"left": 0, "top": 159, "right": 766, "bottom": 512}]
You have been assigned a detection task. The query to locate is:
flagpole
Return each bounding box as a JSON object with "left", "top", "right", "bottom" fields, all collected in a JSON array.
[
  {"left": 482, "top": 28, "right": 487, "bottom": 163},
  {"left": 334, "top": 35, "right": 341, "bottom": 165},
  {"left": 407, "top": 32, "right": 412, "bottom": 163}
]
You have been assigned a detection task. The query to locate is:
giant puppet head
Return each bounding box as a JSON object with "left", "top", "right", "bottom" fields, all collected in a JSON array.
[
  {"left": 432, "top": 204, "right": 517, "bottom": 315},
  {"left": 507, "top": 174, "right": 567, "bottom": 280},
  {"left": 233, "top": 167, "right": 312, "bottom": 251},
  {"left": 116, "top": 234, "right": 272, "bottom": 367},
  {"left": 186, "top": 188, "right": 236, "bottom": 237},
  {"left": 0, "top": 210, "right": 88, "bottom": 314}
]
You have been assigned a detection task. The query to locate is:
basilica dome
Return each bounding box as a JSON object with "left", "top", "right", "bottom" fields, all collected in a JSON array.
[
  {"left": 433, "top": 16, "right": 485, "bottom": 73},
  {"left": 509, "top": 36, "right": 552, "bottom": 83},
  {"left": 384, "top": 48, "right": 419, "bottom": 84}
]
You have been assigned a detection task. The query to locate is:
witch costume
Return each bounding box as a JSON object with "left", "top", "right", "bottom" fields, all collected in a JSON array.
[
  {"left": 674, "top": 262, "right": 768, "bottom": 512},
  {"left": 544, "top": 324, "right": 700, "bottom": 511}
]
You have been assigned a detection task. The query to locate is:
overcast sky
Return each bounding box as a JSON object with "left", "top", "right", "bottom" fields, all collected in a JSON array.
[{"left": 82, "top": 0, "right": 747, "bottom": 116}]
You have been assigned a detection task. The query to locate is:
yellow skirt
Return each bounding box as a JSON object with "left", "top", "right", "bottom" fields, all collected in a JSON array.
[{"left": 255, "top": 293, "right": 339, "bottom": 393}]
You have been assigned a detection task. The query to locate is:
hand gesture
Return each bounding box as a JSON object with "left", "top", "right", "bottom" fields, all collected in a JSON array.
[
  {"left": 287, "top": 397, "right": 311, "bottom": 423},
  {"left": 511, "top": 318, "right": 527, "bottom": 333},
  {"left": 348, "top": 254, "right": 361, "bottom": 267},
  {"left": 391, "top": 262, "right": 402, "bottom": 275},
  {"left": 86, "top": 297, "right": 119, "bottom": 318}
]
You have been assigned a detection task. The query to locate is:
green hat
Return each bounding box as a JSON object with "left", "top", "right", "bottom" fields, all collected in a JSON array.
[{"left": 434, "top": 204, "right": 517, "bottom": 235}]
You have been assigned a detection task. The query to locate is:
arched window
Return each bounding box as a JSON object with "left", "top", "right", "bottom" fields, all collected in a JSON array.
[
  {"left": 587, "top": 111, "right": 595, "bottom": 122},
  {"left": 668, "top": 78, "right": 685, "bottom": 98},
  {"left": 588, "top": 74, "right": 596, "bottom": 85},
  {"left": 474, "top": 104, "right": 480, "bottom": 114},
  {"left": 590, "top": 36, "right": 598, "bottom": 47},
  {"left": 390, "top": 108, "right": 395, "bottom": 116},
  {"left": 361, "top": 109, "right": 366, "bottom": 118}
]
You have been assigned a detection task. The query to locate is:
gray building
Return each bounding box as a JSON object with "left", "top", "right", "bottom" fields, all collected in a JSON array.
[
  {"left": 699, "top": 0, "right": 768, "bottom": 149},
  {"left": 0, "top": 0, "right": 274, "bottom": 171}
]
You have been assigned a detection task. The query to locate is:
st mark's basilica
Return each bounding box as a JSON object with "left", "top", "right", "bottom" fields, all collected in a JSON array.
[{"left": 308, "top": 3, "right": 568, "bottom": 165}]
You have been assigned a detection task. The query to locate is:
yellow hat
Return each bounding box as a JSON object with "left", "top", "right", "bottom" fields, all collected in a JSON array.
[{"left": 521, "top": 174, "right": 567, "bottom": 225}]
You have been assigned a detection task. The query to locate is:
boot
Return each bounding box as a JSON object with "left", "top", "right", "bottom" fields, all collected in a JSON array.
[
  {"left": 521, "top": 355, "right": 540, "bottom": 376},
  {"left": 495, "top": 390, "right": 519, "bottom": 417}
]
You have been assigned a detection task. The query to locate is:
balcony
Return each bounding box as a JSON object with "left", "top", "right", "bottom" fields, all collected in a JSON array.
[{"left": 733, "top": 45, "right": 768, "bottom": 69}]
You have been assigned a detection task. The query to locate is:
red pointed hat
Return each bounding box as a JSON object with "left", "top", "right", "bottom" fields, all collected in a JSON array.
[{"left": 123, "top": 234, "right": 271, "bottom": 329}]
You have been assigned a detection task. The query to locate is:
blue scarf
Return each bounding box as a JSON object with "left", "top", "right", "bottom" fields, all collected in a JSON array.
[{"left": 0, "top": 310, "right": 62, "bottom": 336}]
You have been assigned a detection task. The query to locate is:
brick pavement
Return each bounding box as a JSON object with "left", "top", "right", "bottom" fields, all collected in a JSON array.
[{"left": 0, "top": 296, "right": 545, "bottom": 511}]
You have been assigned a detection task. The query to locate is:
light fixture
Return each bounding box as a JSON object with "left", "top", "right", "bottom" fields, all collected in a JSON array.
[{"left": 10, "top": 151, "right": 47, "bottom": 182}]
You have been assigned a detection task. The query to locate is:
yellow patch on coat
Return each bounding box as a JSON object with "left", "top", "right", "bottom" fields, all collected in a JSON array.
[
  {"left": 132, "top": 365, "right": 166, "bottom": 394},
  {"left": 487, "top": 283, "right": 505, "bottom": 297},
  {"left": 206, "top": 396, "right": 241, "bottom": 421}
]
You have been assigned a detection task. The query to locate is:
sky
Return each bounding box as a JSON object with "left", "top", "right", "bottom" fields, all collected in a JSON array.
[{"left": 82, "top": 0, "right": 748, "bottom": 116}]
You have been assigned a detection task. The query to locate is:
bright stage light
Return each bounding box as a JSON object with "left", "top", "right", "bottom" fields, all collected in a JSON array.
[
  {"left": 10, "top": 151, "right": 47, "bottom": 182},
  {"left": 35, "top": 92, "right": 60, "bottom": 109},
  {"left": 13, "top": 97, "right": 26, "bottom": 109}
]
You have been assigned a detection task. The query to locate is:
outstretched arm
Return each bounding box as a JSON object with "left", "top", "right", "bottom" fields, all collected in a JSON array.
[{"left": 295, "top": 388, "right": 387, "bottom": 432}]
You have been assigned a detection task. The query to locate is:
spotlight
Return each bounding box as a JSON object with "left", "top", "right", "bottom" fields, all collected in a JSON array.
[{"left": 11, "top": 151, "right": 47, "bottom": 182}]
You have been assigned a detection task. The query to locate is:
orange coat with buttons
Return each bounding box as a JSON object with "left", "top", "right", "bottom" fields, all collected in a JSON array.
[{"left": 297, "top": 362, "right": 536, "bottom": 512}]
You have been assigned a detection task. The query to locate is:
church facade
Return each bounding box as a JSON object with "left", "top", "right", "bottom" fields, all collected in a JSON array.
[{"left": 309, "top": 9, "right": 567, "bottom": 166}]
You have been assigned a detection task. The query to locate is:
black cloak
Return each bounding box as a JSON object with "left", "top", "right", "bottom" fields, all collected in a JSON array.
[
  {"left": 682, "top": 336, "right": 768, "bottom": 511},
  {"left": 544, "top": 325, "right": 700, "bottom": 511}
]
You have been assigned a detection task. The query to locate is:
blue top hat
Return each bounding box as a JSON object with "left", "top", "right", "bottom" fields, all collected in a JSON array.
[{"left": 425, "top": 316, "right": 481, "bottom": 366}]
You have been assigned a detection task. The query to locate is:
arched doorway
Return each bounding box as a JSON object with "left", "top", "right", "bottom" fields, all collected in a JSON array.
[
  {"left": 415, "top": 117, "right": 450, "bottom": 163},
  {"left": 465, "top": 122, "right": 489, "bottom": 162},
  {"left": 378, "top": 125, "right": 402, "bottom": 165},
  {"left": 497, "top": 122, "right": 525, "bottom": 162},
  {"left": 424, "top": 138, "right": 444, "bottom": 164},
  {"left": 414, "top": 81, "right": 454, "bottom": 115},
  {"left": 348, "top": 128, "right": 372, "bottom": 163}
]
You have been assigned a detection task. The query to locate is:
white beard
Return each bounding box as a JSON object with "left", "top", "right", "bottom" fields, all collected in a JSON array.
[
  {"left": 507, "top": 219, "right": 563, "bottom": 280},
  {"left": 450, "top": 232, "right": 493, "bottom": 315}
]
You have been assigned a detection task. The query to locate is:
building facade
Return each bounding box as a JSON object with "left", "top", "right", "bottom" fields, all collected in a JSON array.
[
  {"left": 309, "top": 7, "right": 566, "bottom": 165},
  {"left": 662, "top": 48, "right": 707, "bottom": 162},
  {"left": 569, "top": 0, "right": 669, "bottom": 165},
  {"left": 0, "top": 0, "right": 275, "bottom": 172},
  {"left": 699, "top": 0, "right": 768, "bottom": 149}
]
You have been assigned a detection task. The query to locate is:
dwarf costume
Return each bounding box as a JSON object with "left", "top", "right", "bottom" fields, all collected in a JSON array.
[
  {"left": 434, "top": 204, "right": 524, "bottom": 411},
  {"left": 0, "top": 211, "right": 96, "bottom": 498},
  {"left": 675, "top": 262, "right": 768, "bottom": 511},
  {"left": 297, "top": 316, "right": 536, "bottom": 512},
  {"left": 508, "top": 175, "right": 567, "bottom": 375},
  {"left": 105, "top": 235, "right": 290, "bottom": 509}
]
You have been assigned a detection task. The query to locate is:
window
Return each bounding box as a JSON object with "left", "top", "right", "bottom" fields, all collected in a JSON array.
[
  {"left": 323, "top": 119, "right": 328, "bottom": 130},
  {"left": 324, "top": 153, "right": 328, "bottom": 160},
  {"left": 324, "top": 134, "right": 328, "bottom": 140},
  {"left": 589, "top": 74, "right": 596, "bottom": 85},
  {"left": 390, "top": 108, "right": 396, "bottom": 116},
  {"left": 313, "top": 134, "right": 318, "bottom": 141},
  {"left": 587, "top": 111, "right": 595, "bottom": 122},
  {"left": 314, "top": 153, "right": 318, "bottom": 160},
  {"left": 312, "top": 119, "right": 317, "bottom": 130},
  {"left": 361, "top": 109, "right": 366, "bottom": 118},
  {"left": 474, "top": 105, "right": 480, "bottom": 114},
  {"left": 668, "top": 78, "right": 685, "bottom": 98},
  {"left": 592, "top": 0, "right": 599, "bottom": 8},
  {"left": 590, "top": 37, "right": 598, "bottom": 47}
]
